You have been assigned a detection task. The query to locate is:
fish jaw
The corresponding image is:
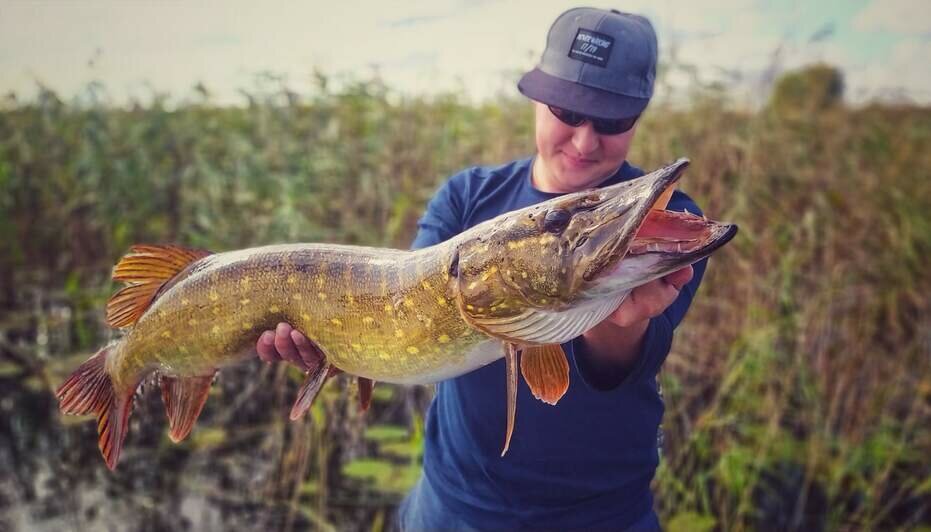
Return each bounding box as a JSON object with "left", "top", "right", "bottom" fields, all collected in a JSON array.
[{"left": 585, "top": 209, "right": 738, "bottom": 297}]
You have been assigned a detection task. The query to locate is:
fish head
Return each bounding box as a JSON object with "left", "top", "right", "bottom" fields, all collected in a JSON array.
[{"left": 452, "top": 158, "right": 737, "bottom": 343}]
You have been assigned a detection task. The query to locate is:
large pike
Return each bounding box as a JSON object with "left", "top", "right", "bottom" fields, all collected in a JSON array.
[{"left": 57, "top": 158, "right": 737, "bottom": 469}]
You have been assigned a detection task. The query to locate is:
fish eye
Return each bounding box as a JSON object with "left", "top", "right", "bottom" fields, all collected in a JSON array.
[{"left": 543, "top": 209, "right": 571, "bottom": 233}]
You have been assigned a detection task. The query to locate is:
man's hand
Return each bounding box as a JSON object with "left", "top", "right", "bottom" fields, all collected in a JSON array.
[
  {"left": 256, "top": 322, "right": 322, "bottom": 371},
  {"left": 606, "top": 265, "right": 693, "bottom": 328},
  {"left": 580, "top": 265, "right": 694, "bottom": 369}
]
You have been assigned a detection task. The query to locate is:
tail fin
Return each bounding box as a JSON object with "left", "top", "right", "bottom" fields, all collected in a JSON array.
[{"left": 56, "top": 344, "right": 136, "bottom": 470}]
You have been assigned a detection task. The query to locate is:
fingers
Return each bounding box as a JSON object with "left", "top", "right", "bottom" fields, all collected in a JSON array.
[
  {"left": 256, "top": 330, "right": 279, "bottom": 363},
  {"left": 273, "top": 322, "right": 304, "bottom": 367},
  {"left": 291, "top": 329, "right": 323, "bottom": 370},
  {"left": 255, "top": 322, "right": 323, "bottom": 372},
  {"left": 610, "top": 270, "right": 691, "bottom": 327},
  {"left": 663, "top": 265, "right": 694, "bottom": 291}
]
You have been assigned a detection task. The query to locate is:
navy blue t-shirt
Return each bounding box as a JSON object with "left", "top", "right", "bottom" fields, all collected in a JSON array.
[{"left": 407, "top": 156, "right": 707, "bottom": 530}]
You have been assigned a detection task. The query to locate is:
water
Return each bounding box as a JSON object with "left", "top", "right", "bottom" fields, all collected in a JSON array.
[{"left": 0, "top": 306, "right": 422, "bottom": 531}]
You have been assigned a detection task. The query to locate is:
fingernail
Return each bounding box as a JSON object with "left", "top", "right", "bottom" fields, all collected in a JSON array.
[{"left": 261, "top": 332, "right": 274, "bottom": 345}]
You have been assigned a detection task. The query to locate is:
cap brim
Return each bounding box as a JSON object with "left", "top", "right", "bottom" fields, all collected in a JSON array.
[{"left": 518, "top": 68, "right": 649, "bottom": 120}]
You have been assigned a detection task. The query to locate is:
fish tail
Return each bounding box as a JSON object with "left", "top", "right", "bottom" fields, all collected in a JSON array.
[{"left": 56, "top": 342, "right": 136, "bottom": 470}]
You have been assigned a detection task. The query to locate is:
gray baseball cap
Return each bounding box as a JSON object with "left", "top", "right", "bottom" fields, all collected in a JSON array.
[{"left": 518, "top": 7, "right": 657, "bottom": 120}]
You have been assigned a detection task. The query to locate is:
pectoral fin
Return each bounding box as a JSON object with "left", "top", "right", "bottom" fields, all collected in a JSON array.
[
  {"left": 160, "top": 373, "right": 215, "bottom": 443},
  {"left": 519, "top": 344, "right": 569, "bottom": 405},
  {"left": 501, "top": 343, "right": 519, "bottom": 457}
]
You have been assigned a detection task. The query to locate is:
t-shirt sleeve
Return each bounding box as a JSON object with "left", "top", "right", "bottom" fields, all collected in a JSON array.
[
  {"left": 411, "top": 170, "right": 469, "bottom": 250},
  {"left": 572, "top": 191, "right": 710, "bottom": 389}
]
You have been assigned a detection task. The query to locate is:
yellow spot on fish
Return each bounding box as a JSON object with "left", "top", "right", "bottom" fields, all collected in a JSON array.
[
  {"left": 212, "top": 306, "right": 221, "bottom": 315},
  {"left": 406, "top": 346, "right": 420, "bottom": 354},
  {"left": 181, "top": 298, "right": 190, "bottom": 306},
  {"left": 508, "top": 241, "right": 518, "bottom": 250},
  {"left": 292, "top": 293, "right": 303, "bottom": 300},
  {"left": 437, "top": 297, "right": 448, "bottom": 306},
  {"left": 466, "top": 304, "right": 475, "bottom": 311},
  {"left": 209, "top": 291, "right": 219, "bottom": 301},
  {"left": 561, "top": 268, "right": 567, "bottom": 274},
  {"left": 315, "top": 275, "right": 324, "bottom": 287},
  {"left": 438, "top": 334, "right": 451, "bottom": 344},
  {"left": 179, "top": 346, "right": 189, "bottom": 354},
  {"left": 351, "top": 343, "right": 363, "bottom": 352},
  {"left": 287, "top": 275, "right": 296, "bottom": 285},
  {"left": 240, "top": 298, "right": 251, "bottom": 305},
  {"left": 362, "top": 316, "right": 375, "bottom": 325},
  {"left": 395, "top": 329, "right": 405, "bottom": 338},
  {"left": 269, "top": 305, "right": 280, "bottom": 313},
  {"left": 539, "top": 298, "right": 548, "bottom": 305},
  {"left": 468, "top": 281, "right": 478, "bottom": 290},
  {"left": 161, "top": 331, "right": 172, "bottom": 338},
  {"left": 188, "top": 318, "right": 198, "bottom": 326},
  {"left": 301, "top": 313, "right": 311, "bottom": 321},
  {"left": 421, "top": 280, "right": 431, "bottom": 290},
  {"left": 384, "top": 304, "right": 394, "bottom": 313},
  {"left": 211, "top": 325, "right": 220, "bottom": 334},
  {"left": 317, "top": 292, "right": 327, "bottom": 301},
  {"left": 521, "top": 272, "right": 528, "bottom": 279},
  {"left": 378, "top": 352, "right": 390, "bottom": 360},
  {"left": 241, "top": 322, "right": 252, "bottom": 330},
  {"left": 330, "top": 318, "right": 343, "bottom": 326},
  {"left": 404, "top": 298, "right": 414, "bottom": 308},
  {"left": 240, "top": 276, "right": 252, "bottom": 289}
]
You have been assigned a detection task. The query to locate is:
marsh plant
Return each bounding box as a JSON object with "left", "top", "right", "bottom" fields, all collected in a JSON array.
[{"left": 0, "top": 66, "right": 928, "bottom": 530}]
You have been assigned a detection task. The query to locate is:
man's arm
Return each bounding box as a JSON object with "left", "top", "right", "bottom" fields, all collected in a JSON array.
[{"left": 575, "top": 257, "right": 708, "bottom": 389}]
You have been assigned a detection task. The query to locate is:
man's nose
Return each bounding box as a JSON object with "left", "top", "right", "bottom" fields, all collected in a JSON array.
[{"left": 571, "top": 122, "right": 599, "bottom": 155}]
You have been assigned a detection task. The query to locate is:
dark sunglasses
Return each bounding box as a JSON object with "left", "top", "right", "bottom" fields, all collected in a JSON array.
[{"left": 547, "top": 105, "right": 639, "bottom": 135}]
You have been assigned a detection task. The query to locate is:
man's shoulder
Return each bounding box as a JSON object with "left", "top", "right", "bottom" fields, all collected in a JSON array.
[{"left": 446, "top": 157, "right": 533, "bottom": 193}]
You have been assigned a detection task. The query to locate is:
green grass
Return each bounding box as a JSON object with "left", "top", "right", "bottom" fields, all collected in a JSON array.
[{"left": 2, "top": 65, "right": 929, "bottom": 529}]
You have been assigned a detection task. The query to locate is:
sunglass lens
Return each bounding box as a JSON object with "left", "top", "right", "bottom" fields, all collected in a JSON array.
[
  {"left": 548, "top": 106, "right": 585, "bottom": 127},
  {"left": 592, "top": 116, "right": 638, "bottom": 135}
]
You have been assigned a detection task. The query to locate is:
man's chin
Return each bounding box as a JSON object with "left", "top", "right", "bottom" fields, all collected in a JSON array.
[{"left": 555, "top": 164, "right": 615, "bottom": 189}]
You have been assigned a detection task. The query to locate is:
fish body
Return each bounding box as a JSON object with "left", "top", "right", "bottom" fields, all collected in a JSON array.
[
  {"left": 108, "top": 242, "right": 492, "bottom": 389},
  {"left": 57, "top": 158, "right": 738, "bottom": 469}
]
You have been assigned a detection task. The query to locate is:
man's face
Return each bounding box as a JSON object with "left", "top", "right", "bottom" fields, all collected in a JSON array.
[{"left": 532, "top": 102, "right": 639, "bottom": 193}]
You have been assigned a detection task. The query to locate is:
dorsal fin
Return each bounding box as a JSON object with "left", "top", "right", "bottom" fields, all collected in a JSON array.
[{"left": 106, "top": 244, "right": 211, "bottom": 328}]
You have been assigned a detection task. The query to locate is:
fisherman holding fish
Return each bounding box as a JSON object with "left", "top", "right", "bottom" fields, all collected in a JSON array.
[{"left": 259, "top": 7, "right": 703, "bottom": 532}]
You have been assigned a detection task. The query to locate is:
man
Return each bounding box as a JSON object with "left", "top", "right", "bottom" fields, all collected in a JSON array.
[{"left": 258, "top": 8, "right": 705, "bottom": 531}]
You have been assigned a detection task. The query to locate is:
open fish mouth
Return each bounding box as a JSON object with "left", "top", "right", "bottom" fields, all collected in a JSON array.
[{"left": 628, "top": 208, "right": 737, "bottom": 260}]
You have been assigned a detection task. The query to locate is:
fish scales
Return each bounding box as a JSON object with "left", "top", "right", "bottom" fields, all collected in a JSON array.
[{"left": 106, "top": 243, "right": 481, "bottom": 392}]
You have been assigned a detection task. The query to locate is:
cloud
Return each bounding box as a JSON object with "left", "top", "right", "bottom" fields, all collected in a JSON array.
[
  {"left": 849, "top": 38, "right": 931, "bottom": 102},
  {"left": 852, "top": 0, "right": 931, "bottom": 34},
  {"left": 1, "top": 0, "right": 928, "bottom": 105}
]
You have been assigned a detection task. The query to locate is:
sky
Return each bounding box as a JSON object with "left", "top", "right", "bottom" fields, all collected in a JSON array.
[{"left": 1, "top": 0, "right": 929, "bottom": 106}]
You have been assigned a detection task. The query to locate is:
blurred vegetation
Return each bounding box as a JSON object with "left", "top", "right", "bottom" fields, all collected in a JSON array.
[{"left": 0, "top": 64, "right": 929, "bottom": 530}]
